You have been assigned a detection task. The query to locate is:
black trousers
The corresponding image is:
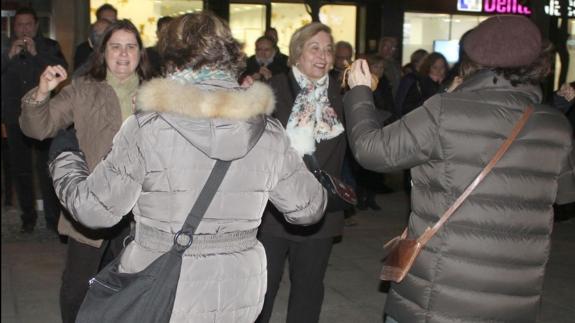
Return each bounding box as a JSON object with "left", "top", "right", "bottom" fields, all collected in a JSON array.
[
  {"left": 256, "top": 234, "right": 334, "bottom": 323},
  {"left": 60, "top": 226, "right": 129, "bottom": 323},
  {"left": 5, "top": 124, "right": 60, "bottom": 228},
  {"left": 2, "top": 136, "right": 14, "bottom": 205}
]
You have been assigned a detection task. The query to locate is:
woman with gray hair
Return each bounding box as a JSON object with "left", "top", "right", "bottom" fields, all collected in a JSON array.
[
  {"left": 257, "top": 22, "right": 348, "bottom": 323},
  {"left": 47, "top": 11, "right": 327, "bottom": 322},
  {"left": 345, "top": 15, "right": 574, "bottom": 322}
]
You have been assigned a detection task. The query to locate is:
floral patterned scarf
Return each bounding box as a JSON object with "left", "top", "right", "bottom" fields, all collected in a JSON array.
[
  {"left": 168, "top": 65, "right": 240, "bottom": 91},
  {"left": 286, "top": 66, "right": 344, "bottom": 156}
]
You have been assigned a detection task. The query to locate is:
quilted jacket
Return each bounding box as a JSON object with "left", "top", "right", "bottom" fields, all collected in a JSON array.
[
  {"left": 49, "top": 78, "right": 327, "bottom": 322},
  {"left": 344, "top": 69, "right": 575, "bottom": 323}
]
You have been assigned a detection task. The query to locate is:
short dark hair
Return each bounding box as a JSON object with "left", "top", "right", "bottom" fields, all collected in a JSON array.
[
  {"left": 410, "top": 49, "right": 428, "bottom": 65},
  {"left": 158, "top": 11, "right": 245, "bottom": 77},
  {"left": 255, "top": 36, "right": 275, "bottom": 47},
  {"left": 157, "top": 16, "right": 173, "bottom": 30},
  {"left": 85, "top": 19, "right": 153, "bottom": 82},
  {"left": 96, "top": 4, "right": 117, "bottom": 20},
  {"left": 335, "top": 41, "right": 353, "bottom": 53},
  {"left": 15, "top": 7, "right": 38, "bottom": 22}
]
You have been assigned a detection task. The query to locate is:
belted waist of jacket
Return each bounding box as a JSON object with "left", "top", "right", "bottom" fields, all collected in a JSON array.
[{"left": 134, "top": 222, "right": 258, "bottom": 256}]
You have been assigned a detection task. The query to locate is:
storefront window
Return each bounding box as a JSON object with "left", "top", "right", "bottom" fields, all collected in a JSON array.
[
  {"left": 270, "top": 3, "right": 310, "bottom": 55},
  {"left": 403, "top": 12, "right": 488, "bottom": 66},
  {"left": 320, "top": 5, "right": 356, "bottom": 51},
  {"left": 90, "top": 0, "right": 203, "bottom": 47},
  {"left": 269, "top": 3, "right": 357, "bottom": 59},
  {"left": 229, "top": 4, "right": 266, "bottom": 57}
]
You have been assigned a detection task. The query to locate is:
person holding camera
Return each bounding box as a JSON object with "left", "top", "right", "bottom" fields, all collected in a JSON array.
[{"left": 1, "top": 6, "right": 67, "bottom": 233}]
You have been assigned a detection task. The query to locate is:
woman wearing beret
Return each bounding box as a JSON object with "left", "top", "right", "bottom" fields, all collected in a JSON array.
[{"left": 344, "top": 15, "right": 574, "bottom": 322}]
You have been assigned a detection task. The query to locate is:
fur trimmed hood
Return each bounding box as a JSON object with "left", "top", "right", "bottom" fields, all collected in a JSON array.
[
  {"left": 136, "top": 78, "right": 275, "bottom": 119},
  {"left": 134, "top": 78, "right": 277, "bottom": 161}
]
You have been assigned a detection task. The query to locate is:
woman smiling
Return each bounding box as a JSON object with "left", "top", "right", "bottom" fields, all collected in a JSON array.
[
  {"left": 257, "top": 22, "right": 348, "bottom": 323},
  {"left": 19, "top": 19, "right": 152, "bottom": 323}
]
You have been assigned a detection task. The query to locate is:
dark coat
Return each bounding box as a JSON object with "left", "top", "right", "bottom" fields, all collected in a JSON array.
[
  {"left": 344, "top": 70, "right": 575, "bottom": 322},
  {"left": 243, "top": 52, "right": 289, "bottom": 80},
  {"left": 395, "top": 73, "right": 442, "bottom": 118},
  {"left": 259, "top": 71, "right": 347, "bottom": 241},
  {"left": 145, "top": 46, "right": 163, "bottom": 77},
  {"left": 1, "top": 35, "right": 67, "bottom": 124},
  {"left": 73, "top": 41, "right": 92, "bottom": 71}
]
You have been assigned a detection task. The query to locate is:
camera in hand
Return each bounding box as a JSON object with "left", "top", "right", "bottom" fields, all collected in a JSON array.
[{"left": 18, "top": 46, "right": 28, "bottom": 59}]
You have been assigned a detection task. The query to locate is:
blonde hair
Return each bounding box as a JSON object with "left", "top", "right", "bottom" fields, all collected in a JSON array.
[{"left": 288, "top": 22, "right": 333, "bottom": 67}]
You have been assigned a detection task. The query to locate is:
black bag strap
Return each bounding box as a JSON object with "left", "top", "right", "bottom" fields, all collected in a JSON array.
[{"left": 172, "top": 159, "right": 231, "bottom": 253}]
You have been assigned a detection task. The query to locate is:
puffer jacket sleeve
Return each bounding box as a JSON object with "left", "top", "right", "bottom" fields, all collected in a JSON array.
[
  {"left": 49, "top": 116, "right": 145, "bottom": 229},
  {"left": 344, "top": 85, "right": 441, "bottom": 172},
  {"left": 20, "top": 82, "right": 76, "bottom": 140},
  {"left": 556, "top": 143, "right": 575, "bottom": 204},
  {"left": 268, "top": 126, "right": 327, "bottom": 226}
]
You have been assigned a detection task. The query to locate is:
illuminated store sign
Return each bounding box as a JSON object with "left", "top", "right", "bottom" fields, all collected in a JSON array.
[
  {"left": 458, "top": 0, "right": 531, "bottom": 15},
  {"left": 484, "top": 0, "right": 531, "bottom": 14},
  {"left": 457, "top": 0, "right": 482, "bottom": 12},
  {"left": 459, "top": 0, "right": 575, "bottom": 16},
  {"left": 545, "top": 0, "right": 575, "bottom": 17}
]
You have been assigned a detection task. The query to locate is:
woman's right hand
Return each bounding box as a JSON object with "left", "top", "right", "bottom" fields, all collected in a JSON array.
[
  {"left": 35, "top": 65, "right": 68, "bottom": 101},
  {"left": 348, "top": 59, "right": 372, "bottom": 89}
]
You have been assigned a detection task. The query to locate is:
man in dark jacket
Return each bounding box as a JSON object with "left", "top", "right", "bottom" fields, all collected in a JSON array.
[
  {"left": 145, "top": 16, "right": 173, "bottom": 77},
  {"left": 242, "top": 36, "right": 288, "bottom": 82},
  {"left": 72, "top": 18, "right": 110, "bottom": 76},
  {"left": 72, "top": 3, "right": 117, "bottom": 71},
  {"left": 1, "top": 7, "right": 67, "bottom": 233}
]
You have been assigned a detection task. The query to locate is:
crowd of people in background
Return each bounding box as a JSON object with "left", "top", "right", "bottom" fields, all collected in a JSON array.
[{"left": 1, "top": 3, "right": 574, "bottom": 323}]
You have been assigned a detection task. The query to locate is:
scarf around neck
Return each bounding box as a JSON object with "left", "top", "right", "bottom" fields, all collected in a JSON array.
[
  {"left": 168, "top": 66, "right": 240, "bottom": 91},
  {"left": 106, "top": 72, "right": 139, "bottom": 121},
  {"left": 285, "top": 66, "right": 344, "bottom": 156}
]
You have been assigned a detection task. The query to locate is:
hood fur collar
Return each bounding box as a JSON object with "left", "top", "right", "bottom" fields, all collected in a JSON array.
[{"left": 136, "top": 78, "right": 275, "bottom": 120}]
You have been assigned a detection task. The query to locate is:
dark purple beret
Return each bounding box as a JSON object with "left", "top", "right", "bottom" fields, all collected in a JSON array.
[{"left": 463, "top": 15, "right": 542, "bottom": 68}]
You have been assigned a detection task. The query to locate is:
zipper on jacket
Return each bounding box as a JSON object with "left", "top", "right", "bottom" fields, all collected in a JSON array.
[{"left": 89, "top": 277, "right": 120, "bottom": 292}]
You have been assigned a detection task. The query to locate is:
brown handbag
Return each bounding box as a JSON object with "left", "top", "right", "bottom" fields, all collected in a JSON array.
[{"left": 380, "top": 106, "right": 534, "bottom": 283}]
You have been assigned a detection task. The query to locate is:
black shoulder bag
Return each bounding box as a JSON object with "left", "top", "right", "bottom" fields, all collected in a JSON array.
[
  {"left": 76, "top": 160, "right": 232, "bottom": 323},
  {"left": 303, "top": 154, "right": 357, "bottom": 212}
]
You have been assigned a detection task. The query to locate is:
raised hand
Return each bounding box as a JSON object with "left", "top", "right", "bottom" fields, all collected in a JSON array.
[
  {"left": 35, "top": 65, "right": 68, "bottom": 101},
  {"left": 21, "top": 36, "right": 37, "bottom": 56},
  {"left": 8, "top": 39, "right": 26, "bottom": 59},
  {"left": 348, "top": 59, "right": 372, "bottom": 89},
  {"left": 259, "top": 66, "right": 273, "bottom": 81}
]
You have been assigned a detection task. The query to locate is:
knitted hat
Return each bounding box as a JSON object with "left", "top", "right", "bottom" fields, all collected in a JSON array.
[{"left": 463, "top": 15, "right": 542, "bottom": 68}]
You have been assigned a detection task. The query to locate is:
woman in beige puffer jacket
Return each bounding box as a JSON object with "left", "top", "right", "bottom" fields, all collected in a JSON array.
[{"left": 49, "top": 12, "right": 327, "bottom": 322}]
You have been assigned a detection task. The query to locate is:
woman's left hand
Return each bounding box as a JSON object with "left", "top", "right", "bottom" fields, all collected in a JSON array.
[
  {"left": 348, "top": 59, "right": 372, "bottom": 89},
  {"left": 446, "top": 76, "right": 463, "bottom": 93},
  {"left": 241, "top": 75, "right": 254, "bottom": 88}
]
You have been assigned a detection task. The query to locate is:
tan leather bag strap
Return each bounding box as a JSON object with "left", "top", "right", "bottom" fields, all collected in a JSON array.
[{"left": 417, "top": 106, "right": 534, "bottom": 245}]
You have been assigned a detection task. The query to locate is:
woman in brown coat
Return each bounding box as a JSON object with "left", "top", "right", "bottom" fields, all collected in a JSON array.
[
  {"left": 345, "top": 16, "right": 574, "bottom": 323},
  {"left": 19, "top": 20, "right": 153, "bottom": 323},
  {"left": 257, "top": 23, "right": 348, "bottom": 323}
]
